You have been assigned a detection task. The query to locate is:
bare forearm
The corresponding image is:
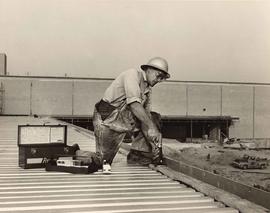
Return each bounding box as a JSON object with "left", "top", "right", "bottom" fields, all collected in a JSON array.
[
  {"left": 129, "top": 102, "right": 155, "bottom": 129},
  {"left": 129, "top": 102, "right": 161, "bottom": 144}
]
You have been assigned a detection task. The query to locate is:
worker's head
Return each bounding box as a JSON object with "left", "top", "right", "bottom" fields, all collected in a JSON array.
[{"left": 141, "top": 57, "right": 170, "bottom": 87}]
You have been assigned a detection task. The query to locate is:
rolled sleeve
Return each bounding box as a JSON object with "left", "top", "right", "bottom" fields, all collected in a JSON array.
[
  {"left": 124, "top": 69, "right": 142, "bottom": 105},
  {"left": 126, "top": 97, "right": 142, "bottom": 105}
]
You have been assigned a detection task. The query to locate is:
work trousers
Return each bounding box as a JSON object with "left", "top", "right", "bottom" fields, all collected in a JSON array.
[
  {"left": 93, "top": 107, "right": 126, "bottom": 165},
  {"left": 75, "top": 107, "right": 161, "bottom": 172},
  {"left": 76, "top": 107, "right": 126, "bottom": 171}
]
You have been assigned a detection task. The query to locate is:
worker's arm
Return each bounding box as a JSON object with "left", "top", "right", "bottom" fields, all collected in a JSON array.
[
  {"left": 129, "top": 101, "right": 161, "bottom": 143},
  {"left": 143, "top": 91, "right": 152, "bottom": 118}
]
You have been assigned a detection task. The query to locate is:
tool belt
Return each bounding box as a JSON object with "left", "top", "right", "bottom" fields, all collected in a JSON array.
[
  {"left": 95, "top": 99, "right": 116, "bottom": 121},
  {"left": 95, "top": 99, "right": 136, "bottom": 133}
]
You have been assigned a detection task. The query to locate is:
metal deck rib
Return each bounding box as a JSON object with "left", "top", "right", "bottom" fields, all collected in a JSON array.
[{"left": 0, "top": 116, "right": 238, "bottom": 213}]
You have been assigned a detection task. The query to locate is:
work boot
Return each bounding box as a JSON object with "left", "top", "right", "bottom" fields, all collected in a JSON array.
[
  {"left": 71, "top": 143, "right": 80, "bottom": 152},
  {"left": 75, "top": 150, "right": 93, "bottom": 165},
  {"left": 127, "top": 149, "right": 152, "bottom": 166}
]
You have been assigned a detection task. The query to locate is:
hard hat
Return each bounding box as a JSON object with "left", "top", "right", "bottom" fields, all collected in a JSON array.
[{"left": 141, "top": 57, "right": 170, "bottom": 79}]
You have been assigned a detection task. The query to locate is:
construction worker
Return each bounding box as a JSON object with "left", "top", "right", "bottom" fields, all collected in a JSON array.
[{"left": 76, "top": 57, "right": 170, "bottom": 173}]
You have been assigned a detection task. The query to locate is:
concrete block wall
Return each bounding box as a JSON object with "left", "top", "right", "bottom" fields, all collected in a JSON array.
[
  {"left": 0, "top": 78, "right": 31, "bottom": 114},
  {"left": 153, "top": 83, "right": 270, "bottom": 139},
  {"left": 152, "top": 83, "right": 187, "bottom": 115},
  {"left": 73, "top": 80, "right": 110, "bottom": 116},
  {"left": 222, "top": 85, "right": 254, "bottom": 138},
  {"left": 31, "top": 79, "right": 73, "bottom": 115},
  {"left": 0, "top": 76, "right": 270, "bottom": 139},
  {"left": 0, "top": 77, "right": 112, "bottom": 116},
  {"left": 254, "top": 86, "right": 270, "bottom": 138},
  {"left": 0, "top": 54, "right": 6, "bottom": 75},
  {"left": 187, "top": 84, "right": 221, "bottom": 116}
]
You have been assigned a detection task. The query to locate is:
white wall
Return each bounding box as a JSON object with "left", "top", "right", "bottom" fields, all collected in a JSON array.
[
  {"left": 222, "top": 85, "right": 253, "bottom": 138},
  {"left": 0, "top": 54, "right": 6, "bottom": 75},
  {"left": 152, "top": 83, "right": 187, "bottom": 116},
  {"left": 0, "top": 78, "right": 31, "bottom": 114},
  {"left": 73, "top": 80, "right": 110, "bottom": 115},
  {"left": 254, "top": 86, "right": 270, "bottom": 138},
  {"left": 31, "top": 79, "right": 73, "bottom": 115},
  {"left": 1, "top": 76, "right": 270, "bottom": 139},
  {"left": 188, "top": 84, "right": 221, "bottom": 116}
]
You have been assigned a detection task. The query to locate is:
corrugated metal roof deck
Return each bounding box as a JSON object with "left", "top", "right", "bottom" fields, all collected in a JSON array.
[{"left": 0, "top": 116, "right": 238, "bottom": 213}]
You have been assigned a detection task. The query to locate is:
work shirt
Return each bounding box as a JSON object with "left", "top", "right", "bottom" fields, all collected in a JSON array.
[{"left": 103, "top": 68, "right": 152, "bottom": 112}]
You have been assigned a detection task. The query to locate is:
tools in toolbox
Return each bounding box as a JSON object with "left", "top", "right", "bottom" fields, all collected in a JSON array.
[
  {"left": 18, "top": 124, "right": 76, "bottom": 168},
  {"left": 17, "top": 124, "right": 97, "bottom": 174}
]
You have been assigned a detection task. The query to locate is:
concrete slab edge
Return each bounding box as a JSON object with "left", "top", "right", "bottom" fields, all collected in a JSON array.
[{"left": 149, "top": 164, "right": 269, "bottom": 213}]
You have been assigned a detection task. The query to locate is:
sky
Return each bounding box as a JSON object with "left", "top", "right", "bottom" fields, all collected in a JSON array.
[{"left": 0, "top": 0, "right": 270, "bottom": 83}]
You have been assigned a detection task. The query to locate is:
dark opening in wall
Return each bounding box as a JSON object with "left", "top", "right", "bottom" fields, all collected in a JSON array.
[{"left": 55, "top": 115, "right": 237, "bottom": 143}]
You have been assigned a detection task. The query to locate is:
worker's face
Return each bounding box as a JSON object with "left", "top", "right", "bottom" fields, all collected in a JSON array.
[{"left": 146, "top": 68, "right": 167, "bottom": 87}]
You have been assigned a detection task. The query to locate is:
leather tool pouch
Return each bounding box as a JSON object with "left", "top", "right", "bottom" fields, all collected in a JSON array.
[
  {"left": 95, "top": 99, "right": 116, "bottom": 121},
  {"left": 95, "top": 99, "right": 136, "bottom": 133}
]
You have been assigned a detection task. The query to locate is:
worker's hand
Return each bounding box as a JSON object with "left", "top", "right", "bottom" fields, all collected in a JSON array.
[
  {"left": 147, "top": 127, "right": 162, "bottom": 145},
  {"left": 150, "top": 142, "right": 160, "bottom": 160}
]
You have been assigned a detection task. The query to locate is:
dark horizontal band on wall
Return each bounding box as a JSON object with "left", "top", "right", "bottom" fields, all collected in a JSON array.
[{"left": 161, "top": 115, "right": 239, "bottom": 122}]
